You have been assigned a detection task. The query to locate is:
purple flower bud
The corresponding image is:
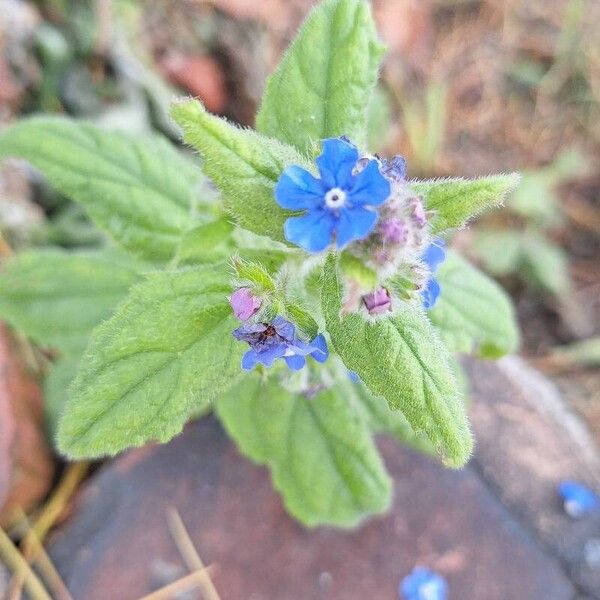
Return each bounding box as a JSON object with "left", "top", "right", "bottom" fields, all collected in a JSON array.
[
  {"left": 382, "top": 155, "right": 407, "bottom": 182},
  {"left": 230, "top": 287, "right": 262, "bottom": 321},
  {"left": 363, "top": 287, "right": 392, "bottom": 315},
  {"left": 379, "top": 217, "right": 408, "bottom": 244},
  {"left": 410, "top": 197, "right": 427, "bottom": 228}
]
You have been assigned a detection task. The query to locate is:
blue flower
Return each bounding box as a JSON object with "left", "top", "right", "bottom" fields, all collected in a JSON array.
[
  {"left": 275, "top": 138, "right": 391, "bottom": 252},
  {"left": 422, "top": 239, "right": 446, "bottom": 310},
  {"left": 348, "top": 371, "right": 361, "bottom": 383},
  {"left": 400, "top": 567, "right": 448, "bottom": 600},
  {"left": 233, "top": 316, "right": 328, "bottom": 371},
  {"left": 558, "top": 481, "right": 600, "bottom": 518}
]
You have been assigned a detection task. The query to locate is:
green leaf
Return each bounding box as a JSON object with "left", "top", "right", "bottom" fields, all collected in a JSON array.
[
  {"left": 472, "top": 230, "right": 523, "bottom": 275},
  {"left": 57, "top": 265, "right": 244, "bottom": 459},
  {"left": 429, "top": 250, "right": 519, "bottom": 358},
  {"left": 284, "top": 303, "right": 319, "bottom": 340},
  {"left": 44, "top": 355, "right": 80, "bottom": 440},
  {"left": 522, "top": 233, "right": 571, "bottom": 296},
  {"left": 177, "top": 217, "right": 235, "bottom": 265},
  {"left": 0, "top": 117, "right": 203, "bottom": 261},
  {"left": 346, "top": 377, "right": 435, "bottom": 455},
  {"left": 367, "top": 86, "right": 393, "bottom": 152},
  {"left": 321, "top": 254, "right": 472, "bottom": 467},
  {"left": 256, "top": 0, "right": 385, "bottom": 154},
  {"left": 0, "top": 249, "right": 143, "bottom": 354},
  {"left": 172, "top": 99, "right": 307, "bottom": 244},
  {"left": 216, "top": 373, "right": 391, "bottom": 527},
  {"left": 412, "top": 173, "right": 521, "bottom": 233}
]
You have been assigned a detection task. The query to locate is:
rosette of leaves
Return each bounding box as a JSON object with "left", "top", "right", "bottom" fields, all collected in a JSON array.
[{"left": 0, "top": 0, "right": 519, "bottom": 528}]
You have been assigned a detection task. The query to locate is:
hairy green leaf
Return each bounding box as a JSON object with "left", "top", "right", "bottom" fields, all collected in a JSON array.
[
  {"left": 172, "top": 99, "right": 307, "bottom": 243},
  {"left": 429, "top": 250, "right": 519, "bottom": 358},
  {"left": 0, "top": 249, "right": 143, "bottom": 354},
  {"left": 0, "top": 117, "right": 203, "bottom": 260},
  {"left": 216, "top": 373, "right": 391, "bottom": 527},
  {"left": 256, "top": 0, "right": 385, "bottom": 154},
  {"left": 44, "top": 355, "right": 79, "bottom": 440},
  {"left": 412, "top": 173, "right": 521, "bottom": 233},
  {"left": 344, "top": 377, "right": 434, "bottom": 455},
  {"left": 57, "top": 265, "right": 243, "bottom": 459},
  {"left": 177, "top": 217, "right": 235, "bottom": 265},
  {"left": 321, "top": 254, "right": 472, "bottom": 467}
]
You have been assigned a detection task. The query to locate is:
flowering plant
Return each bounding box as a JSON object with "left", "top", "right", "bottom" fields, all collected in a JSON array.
[{"left": 0, "top": 0, "right": 519, "bottom": 527}]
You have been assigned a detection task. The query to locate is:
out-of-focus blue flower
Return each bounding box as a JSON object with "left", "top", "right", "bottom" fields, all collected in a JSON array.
[
  {"left": 233, "top": 316, "right": 328, "bottom": 371},
  {"left": 422, "top": 239, "right": 446, "bottom": 310},
  {"left": 275, "top": 138, "right": 391, "bottom": 252},
  {"left": 400, "top": 566, "right": 448, "bottom": 600},
  {"left": 558, "top": 481, "right": 600, "bottom": 518},
  {"left": 348, "top": 371, "right": 360, "bottom": 383}
]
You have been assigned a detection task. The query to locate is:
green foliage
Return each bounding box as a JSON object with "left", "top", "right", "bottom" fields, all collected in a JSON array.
[
  {"left": 521, "top": 232, "right": 571, "bottom": 296},
  {"left": 0, "top": 0, "right": 523, "bottom": 528},
  {"left": 321, "top": 254, "right": 472, "bottom": 467},
  {"left": 0, "top": 249, "right": 143, "bottom": 354},
  {"left": 216, "top": 373, "right": 391, "bottom": 527},
  {"left": 471, "top": 230, "right": 523, "bottom": 275},
  {"left": 473, "top": 230, "right": 571, "bottom": 296},
  {"left": 0, "top": 117, "right": 204, "bottom": 261},
  {"left": 57, "top": 265, "right": 244, "bottom": 459},
  {"left": 401, "top": 81, "right": 447, "bottom": 174},
  {"left": 412, "top": 173, "right": 521, "bottom": 234},
  {"left": 44, "top": 355, "right": 80, "bottom": 439},
  {"left": 176, "top": 217, "right": 235, "bottom": 265},
  {"left": 172, "top": 100, "right": 307, "bottom": 244},
  {"left": 429, "top": 250, "right": 519, "bottom": 358},
  {"left": 347, "top": 377, "right": 434, "bottom": 455},
  {"left": 367, "top": 86, "right": 393, "bottom": 152},
  {"left": 256, "top": 0, "right": 384, "bottom": 154}
]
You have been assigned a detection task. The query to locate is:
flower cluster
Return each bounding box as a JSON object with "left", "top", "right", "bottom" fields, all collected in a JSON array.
[
  {"left": 230, "top": 288, "right": 328, "bottom": 372},
  {"left": 275, "top": 138, "right": 391, "bottom": 252},
  {"left": 352, "top": 162, "right": 432, "bottom": 279}
]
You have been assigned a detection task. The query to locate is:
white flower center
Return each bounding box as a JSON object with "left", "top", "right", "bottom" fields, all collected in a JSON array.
[{"left": 324, "top": 187, "right": 347, "bottom": 210}]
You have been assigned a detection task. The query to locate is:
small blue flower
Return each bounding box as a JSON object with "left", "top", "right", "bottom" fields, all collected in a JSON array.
[
  {"left": 400, "top": 567, "right": 448, "bottom": 600},
  {"left": 348, "top": 371, "right": 360, "bottom": 383},
  {"left": 558, "top": 481, "right": 600, "bottom": 518},
  {"left": 275, "top": 138, "right": 391, "bottom": 252},
  {"left": 422, "top": 239, "right": 446, "bottom": 310},
  {"left": 233, "top": 316, "right": 328, "bottom": 371}
]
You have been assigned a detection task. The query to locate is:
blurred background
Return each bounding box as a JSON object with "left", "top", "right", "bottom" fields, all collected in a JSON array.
[{"left": 1, "top": 0, "right": 599, "bottom": 598}]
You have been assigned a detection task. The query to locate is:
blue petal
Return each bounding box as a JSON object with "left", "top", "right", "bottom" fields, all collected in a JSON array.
[
  {"left": 255, "top": 343, "right": 287, "bottom": 367},
  {"left": 559, "top": 481, "right": 600, "bottom": 517},
  {"left": 272, "top": 316, "right": 295, "bottom": 341},
  {"left": 241, "top": 350, "right": 258, "bottom": 371},
  {"left": 316, "top": 138, "right": 359, "bottom": 189},
  {"left": 334, "top": 206, "right": 378, "bottom": 248},
  {"left": 275, "top": 165, "right": 325, "bottom": 210},
  {"left": 423, "top": 240, "right": 446, "bottom": 272},
  {"left": 310, "top": 334, "right": 329, "bottom": 363},
  {"left": 348, "top": 371, "right": 360, "bottom": 383},
  {"left": 284, "top": 354, "right": 306, "bottom": 370},
  {"left": 400, "top": 567, "right": 448, "bottom": 600},
  {"left": 422, "top": 277, "right": 441, "bottom": 310},
  {"left": 348, "top": 160, "right": 390, "bottom": 207},
  {"left": 284, "top": 209, "right": 335, "bottom": 252}
]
